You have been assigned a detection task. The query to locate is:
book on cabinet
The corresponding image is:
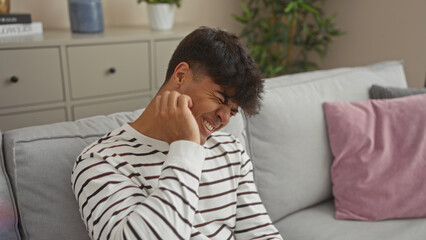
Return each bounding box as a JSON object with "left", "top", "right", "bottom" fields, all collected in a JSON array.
[
  {"left": 0, "top": 22, "right": 42, "bottom": 38},
  {"left": 0, "top": 13, "right": 32, "bottom": 24}
]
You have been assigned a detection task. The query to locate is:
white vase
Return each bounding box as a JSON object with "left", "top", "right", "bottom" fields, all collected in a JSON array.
[{"left": 147, "top": 3, "right": 175, "bottom": 31}]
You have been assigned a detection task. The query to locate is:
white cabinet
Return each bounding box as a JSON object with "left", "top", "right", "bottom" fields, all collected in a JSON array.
[
  {"left": 154, "top": 39, "right": 181, "bottom": 89},
  {"left": 0, "top": 47, "right": 64, "bottom": 108},
  {"left": 73, "top": 96, "right": 151, "bottom": 120},
  {"left": 0, "top": 25, "right": 193, "bottom": 131},
  {"left": 0, "top": 108, "right": 67, "bottom": 131},
  {"left": 67, "top": 42, "right": 151, "bottom": 99}
]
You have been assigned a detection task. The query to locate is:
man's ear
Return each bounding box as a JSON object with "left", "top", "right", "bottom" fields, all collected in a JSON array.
[{"left": 172, "top": 62, "right": 190, "bottom": 88}]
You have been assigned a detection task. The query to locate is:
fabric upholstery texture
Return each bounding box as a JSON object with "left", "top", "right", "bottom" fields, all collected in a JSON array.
[
  {"left": 369, "top": 84, "right": 426, "bottom": 99},
  {"left": 245, "top": 61, "right": 407, "bottom": 222},
  {"left": 275, "top": 200, "right": 426, "bottom": 240},
  {"left": 324, "top": 94, "right": 426, "bottom": 221},
  {"left": 0, "top": 132, "right": 20, "bottom": 240},
  {"left": 3, "top": 110, "right": 142, "bottom": 240}
]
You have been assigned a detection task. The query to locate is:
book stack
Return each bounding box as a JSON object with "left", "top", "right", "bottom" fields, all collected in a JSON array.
[{"left": 0, "top": 13, "right": 43, "bottom": 38}]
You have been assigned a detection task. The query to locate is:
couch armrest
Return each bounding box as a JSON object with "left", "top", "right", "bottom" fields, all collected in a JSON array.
[{"left": 0, "top": 131, "right": 20, "bottom": 240}]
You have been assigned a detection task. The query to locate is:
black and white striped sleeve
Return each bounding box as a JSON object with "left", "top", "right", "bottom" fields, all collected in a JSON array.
[
  {"left": 71, "top": 140, "right": 205, "bottom": 240},
  {"left": 234, "top": 149, "right": 283, "bottom": 240}
]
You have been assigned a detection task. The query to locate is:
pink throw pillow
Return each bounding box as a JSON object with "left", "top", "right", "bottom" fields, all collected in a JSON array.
[{"left": 324, "top": 93, "right": 426, "bottom": 221}]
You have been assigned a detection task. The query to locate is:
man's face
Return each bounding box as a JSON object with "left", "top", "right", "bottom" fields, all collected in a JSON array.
[{"left": 181, "top": 75, "right": 239, "bottom": 145}]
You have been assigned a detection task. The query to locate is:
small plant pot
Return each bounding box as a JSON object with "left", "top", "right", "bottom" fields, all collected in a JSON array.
[{"left": 147, "top": 3, "right": 175, "bottom": 31}]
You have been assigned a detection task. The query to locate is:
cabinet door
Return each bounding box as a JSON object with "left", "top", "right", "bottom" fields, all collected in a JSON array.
[
  {"left": 72, "top": 96, "right": 150, "bottom": 120},
  {"left": 68, "top": 42, "right": 150, "bottom": 99},
  {"left": 0, "top": 48, "right": 64, "bottom": 108},
  {"left": 154, "top": 39, "right": 181, "bottom": 89},
  {"left": 0, "top": 108, "right": 67, "bottom": 131}
]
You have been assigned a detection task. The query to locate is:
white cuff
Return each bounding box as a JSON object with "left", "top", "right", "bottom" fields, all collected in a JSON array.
[{"left": 163, "top": 140, "right": 206, "bottom": 178}]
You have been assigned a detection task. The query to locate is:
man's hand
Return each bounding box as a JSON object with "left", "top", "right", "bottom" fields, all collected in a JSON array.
[{"left": 153, "top": 91, "right": 200, "bottom": 145}]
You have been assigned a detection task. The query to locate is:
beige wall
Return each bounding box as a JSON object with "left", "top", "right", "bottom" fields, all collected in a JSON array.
[
  {"left": 11, "top": 0, "right": 425, "bottom": 87},
  {"left": 10, "top": 0, "right": 243, "bottom": 34},
  {"left": 318, "top": 0, "right": 426, "bottom": 88}
]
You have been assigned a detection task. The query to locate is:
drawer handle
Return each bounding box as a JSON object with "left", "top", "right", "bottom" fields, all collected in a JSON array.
[
  {"left": 108, "top": 67, "right": 116, "bottom": 74},
  {"left": 10, "top": 76, "right": 19, "bottom": 83}
]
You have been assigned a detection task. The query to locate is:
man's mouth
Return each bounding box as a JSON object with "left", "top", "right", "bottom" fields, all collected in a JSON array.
[{"left": 203, "top": 119, "right": 214, "bottom": 132}]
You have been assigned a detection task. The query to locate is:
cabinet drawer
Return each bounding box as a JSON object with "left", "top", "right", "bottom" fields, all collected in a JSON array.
[
  {"left": 0, "top": 108, "right": 66, "bottom": 131},
  {"left": 154, "top": 39, "right": 180, "bottom": 89},
  {"left": 73, "top": 96, "right": 150, "bottom": 120},
  {"left": 68, "top": 42, "right": 150, "bottom": 99},
  {"left": 0, "top": 48, "right": 64, "bottom": 108}
]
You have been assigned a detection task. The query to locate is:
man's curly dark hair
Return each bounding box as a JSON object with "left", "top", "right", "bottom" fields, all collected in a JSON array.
[{"left": 163, "top": 26, "right": 264, "bottom": 116}]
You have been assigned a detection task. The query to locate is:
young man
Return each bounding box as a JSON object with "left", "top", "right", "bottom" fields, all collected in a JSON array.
[{"left": 71, "top": 26, "right": 283, "bottom": 240}]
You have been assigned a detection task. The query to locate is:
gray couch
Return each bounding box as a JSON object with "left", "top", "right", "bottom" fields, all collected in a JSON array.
[{"left": 1, "top": 61, "right": 425, "bottom": 240}]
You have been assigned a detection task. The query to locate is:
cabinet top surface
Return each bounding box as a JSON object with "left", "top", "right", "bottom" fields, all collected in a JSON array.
[{"left": 0, "top": 23, "right": 196, "bottom": 48}]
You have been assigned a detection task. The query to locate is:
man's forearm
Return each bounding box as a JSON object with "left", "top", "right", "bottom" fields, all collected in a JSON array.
[{"left": 72, "top": 141, "right": 205, "bottom": 240}]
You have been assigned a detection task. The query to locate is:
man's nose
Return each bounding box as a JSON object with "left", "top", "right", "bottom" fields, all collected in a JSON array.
[{"left": 216, "top": 105, "right": 231, "bottom": 125}]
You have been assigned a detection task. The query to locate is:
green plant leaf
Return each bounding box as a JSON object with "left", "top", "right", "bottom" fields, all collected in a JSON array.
[
  {"left": 234, "top": 0, "right": 344, "bottom": 77},
  {"left": 232, "top": 14, "right": 249, "bottom": 23},
  {"left": 241, "top": 2, "right": 251, "bottom": 19},
  {"left": 261, "top": 20, "right": 269, "bottom": 30},
  {"left": 284, "top": 2, "right": 296, "bottom": 13},
  {"left": 299, "top": 2, "right": 319, "bottom": 14}
]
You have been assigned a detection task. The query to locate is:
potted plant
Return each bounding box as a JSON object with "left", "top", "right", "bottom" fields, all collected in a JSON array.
[
  {"left": 234, "top": 0, "right": 344, "bottom": 77},
  {"left": 137, "top": 0, "right": 182, "bottom": 31}
]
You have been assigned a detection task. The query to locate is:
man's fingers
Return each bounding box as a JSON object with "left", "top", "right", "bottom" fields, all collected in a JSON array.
[
  {"left": 157, "top": 91, "right": 190, "bottom": 117},
  {"left": 154, "top": 95, "right": 162, "bottom": 115},
  {"left": 159, "top": 91, "right": 170, "bottom": 115},
  {"left": 152, "top": 91, "right": 199, "bottom": 144},
  {"left": 168, "top": 91, "right": 179, "bottom": 112},
  {"left": 177, "top": 94, "right": 192, "bottom": 110}
]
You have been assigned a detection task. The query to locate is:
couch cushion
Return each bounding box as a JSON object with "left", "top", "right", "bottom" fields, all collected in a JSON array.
[
  {"left": 0, "top": 131, "right": 20, "bottom": 240},
  {"left": 3, "top": 110, "right": 142, "bottom": 240},
  {"left": 275, "top": 200, "right": 426, "bottom": 240},
  {"left": 324, "top": 94, "right": 426, "bottom": 221},
  {"left": 222, "top": 109, "right": 247, "bottom": 148},
  {"left": 369, "top": 84, "right": 426, "bottom": 99},
  {"left": 245, "top": 61, "right": 407, "bottom": 222}
]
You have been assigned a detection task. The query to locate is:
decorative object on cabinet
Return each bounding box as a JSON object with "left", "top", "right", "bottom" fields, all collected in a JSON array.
[
  {"left": 233, "top": 0, "right": 344, "bottom": 77},
  {"left": 0, "top": 22, "right": 43, "bottom": 38},
  {"left": 0, "top": 0, "right": 10, "bottom": 14},
  {"left": 67, "top": 0, "right": 104, "bottom": 33},
  {"left": 0, "top": 13, "right": 32, "bottom": 24},
  {"left": 137, "top": 0, "right": 182, "bottom": 31},
  {"left": 0, "top": 24, "right": 192, "bottom": 131}
]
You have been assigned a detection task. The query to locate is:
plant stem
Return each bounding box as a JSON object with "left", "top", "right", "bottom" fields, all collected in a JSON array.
[{"left": 284, "top": 17, "right": 296, "bottom": 68}]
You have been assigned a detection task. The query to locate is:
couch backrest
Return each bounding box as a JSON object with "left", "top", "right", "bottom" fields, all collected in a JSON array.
[
  {"left": 0, "top": 131, "right": 20, "bottom": 240},
  {"left": 244, "top": 61, "right": 407, "bottom": 222},
  {"left": 2, "top": 110, "right": 143, "bottom": 240}
]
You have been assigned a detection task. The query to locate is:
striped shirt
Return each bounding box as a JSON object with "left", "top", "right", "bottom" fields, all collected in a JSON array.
[{"left": 71, "top": 123, "right": 282, "bottom": 240}]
